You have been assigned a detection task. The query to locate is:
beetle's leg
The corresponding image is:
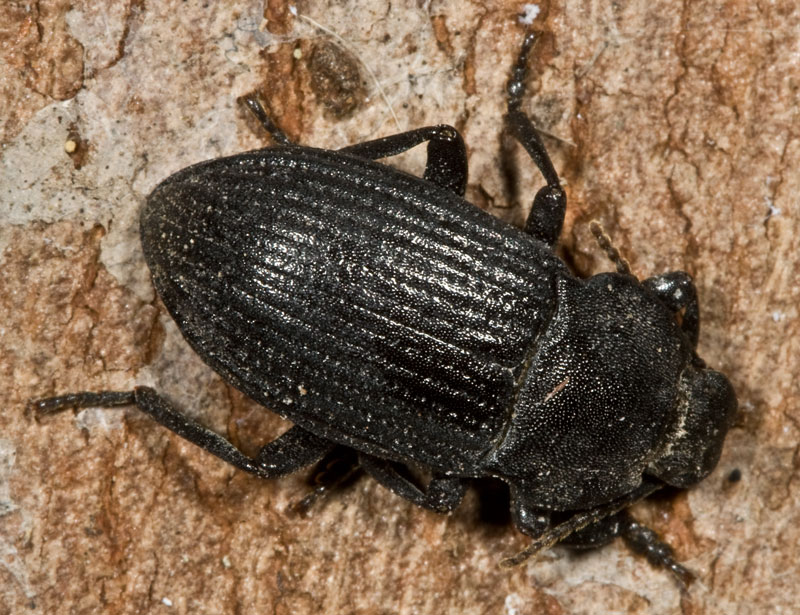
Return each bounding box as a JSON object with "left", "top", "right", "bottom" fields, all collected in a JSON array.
[
  {"left": 242, "top": 92, "right": 467, "bottom": 195},
  {"left": 501, "top": 479, "right": 661, "bottom": 567},
  {"left": 358, "top": 453, "right": 467, "bottom": 514},
  {"left": 291, "top": 447, "right": 363, "bottom": 514},
  {"left": 338, "top": 125, "right": 468, "bottom": 196},
  {"left": 643, "top": 271, "right": 700, "bottom": 347},
  {"left": 618, "top": 513, "right": 694, "bottom": 587},
  {"left": 562, "top": 512, "right": 693, "bottom": 587},
  {"left": 30, "top": 387, "right": 334, "bottom": 478},
  {"left": 509, "top": 486, "right": 551, "bottom": 537},
  {"left": 505, "top": 31, "right": 566, "bottom": 247},
  {"left": 241, "top": 94, "right": 293, "bottom": 146}
]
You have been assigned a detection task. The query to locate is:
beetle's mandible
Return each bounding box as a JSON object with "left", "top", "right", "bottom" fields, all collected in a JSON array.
[{"left": 32, "top": 31, "right": 737, "bottom": 584}]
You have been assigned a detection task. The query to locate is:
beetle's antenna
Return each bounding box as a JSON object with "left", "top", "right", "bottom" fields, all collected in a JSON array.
[
  {"left": 499, "top": 481, "right": 661, "bottom": 567},
  {"left": 589, "top": 220, "right": 632, "bottom": 277}
]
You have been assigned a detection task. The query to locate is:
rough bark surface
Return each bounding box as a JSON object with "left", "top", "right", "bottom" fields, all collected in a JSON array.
[{"left": 1, "top": 1, "right": 797, "bottom": 614}]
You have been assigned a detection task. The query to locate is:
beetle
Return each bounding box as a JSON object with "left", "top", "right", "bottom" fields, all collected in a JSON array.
[{"left": 32, "top": 31, "right": 737, "bottom": 583}]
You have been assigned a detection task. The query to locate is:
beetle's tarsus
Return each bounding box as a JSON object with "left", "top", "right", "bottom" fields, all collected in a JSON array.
[
  {"left": 29, "top": 390, "right": 136, "bottom": 416},
  {"left": 505, "top": 30, "right": 566, "bottom": 247},
  {"left": 240, "top": 93, "right": 293, "bottom": 146},
  {"left": 619, "top": 515, "right": 696, "bottom": 588},
  {"left": 507, "top": 31, "right": 538, "bottom": 113},
  {"left": 502, "top": 489, "right": 696, "bottom": 588},
  {"left": 31, "top": 387, "right": 335, "bottom": 479}
]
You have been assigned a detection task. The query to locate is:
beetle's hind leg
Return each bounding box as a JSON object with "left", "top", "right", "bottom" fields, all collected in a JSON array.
[
  {"left": 338, "top": 125, "right": 468, "bottom": 197},
  {"left": 30, "top": 387, "right": 334, "bottom": 478},
  {"left": 505, "top": 31, "right": 566, "bottom": 247},
  {"left": 358, "top": 453, "right": 467, "bottom": 514}
]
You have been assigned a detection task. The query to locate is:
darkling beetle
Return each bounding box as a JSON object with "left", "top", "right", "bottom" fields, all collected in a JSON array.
[{"left": 32, "top": 31, "right": 737, "bottom": 584}]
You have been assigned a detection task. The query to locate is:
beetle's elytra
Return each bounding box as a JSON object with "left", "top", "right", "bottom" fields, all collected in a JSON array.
[{"left": 32, "top": 31, "right": 737, "bottom": 584}]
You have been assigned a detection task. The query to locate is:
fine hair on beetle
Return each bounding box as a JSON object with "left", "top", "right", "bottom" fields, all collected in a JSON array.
[{"left": 31, "top": 28, "right": 737, "bottom": 587}]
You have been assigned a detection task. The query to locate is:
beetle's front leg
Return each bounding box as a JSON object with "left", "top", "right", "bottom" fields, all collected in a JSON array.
[
  {"left": 509, "top": 485, "right": 551, "bottom": 537},
  {"left": 30, "top": 387, "right": 334, "bottom": 478},
  {"left": 338, "top": 125, "right": 468, "bottom": 196},
  {"left": 505, "top": 31, "right": 566, "bottom": 247},
  {"left": 643, "top": 272, "right": 700, "bottom": 347},
  {"left": 501, "top": 479, "right": 662, "bottom": 567},
  {"left": 563, "top": 512, "right": 694, "bottom": 587},
  {"left": 358, "top": 453, "right": 467, "bottom": 514}
]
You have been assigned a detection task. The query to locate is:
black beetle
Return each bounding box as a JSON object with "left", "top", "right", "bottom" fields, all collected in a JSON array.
[{"left": 32, "top": 32, "right": 737, "bottom": 583}]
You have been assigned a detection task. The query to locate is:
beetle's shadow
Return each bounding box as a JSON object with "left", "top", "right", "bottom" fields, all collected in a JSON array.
[
  {"left": 498, "top": 132, "right": 523, "bottom": 218},
  {"left": 469, "top": 477, "right": 512, "bottom": 530}
]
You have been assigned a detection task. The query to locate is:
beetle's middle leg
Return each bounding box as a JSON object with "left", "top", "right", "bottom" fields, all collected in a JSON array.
[
  {"left": 338, "top": 125, "right": 468, "bottom": 196},
  {"left": 505, "top": 31, "right": 566, "bottom": 247},
  {"left": 30, "top": 387, "right": 334, "bottom": 478},
  {"left": 241, "top": 91, "right": 468, "bottom": 196},
  {"left": 358, "top": 453, "right": 467, "bottom": 514},
  {"left": 241, "top": 94, "right": 293, "bottom": 146}
]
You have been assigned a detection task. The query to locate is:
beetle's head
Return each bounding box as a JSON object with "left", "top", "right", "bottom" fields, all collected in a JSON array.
[{"left": 647, "top": 363, "right": 737, "bottom": 488}]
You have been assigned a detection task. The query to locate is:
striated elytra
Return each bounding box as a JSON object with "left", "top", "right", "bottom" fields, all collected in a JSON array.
[{"left": 32, "top": 31, "right": 736, "bottom": 584}]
